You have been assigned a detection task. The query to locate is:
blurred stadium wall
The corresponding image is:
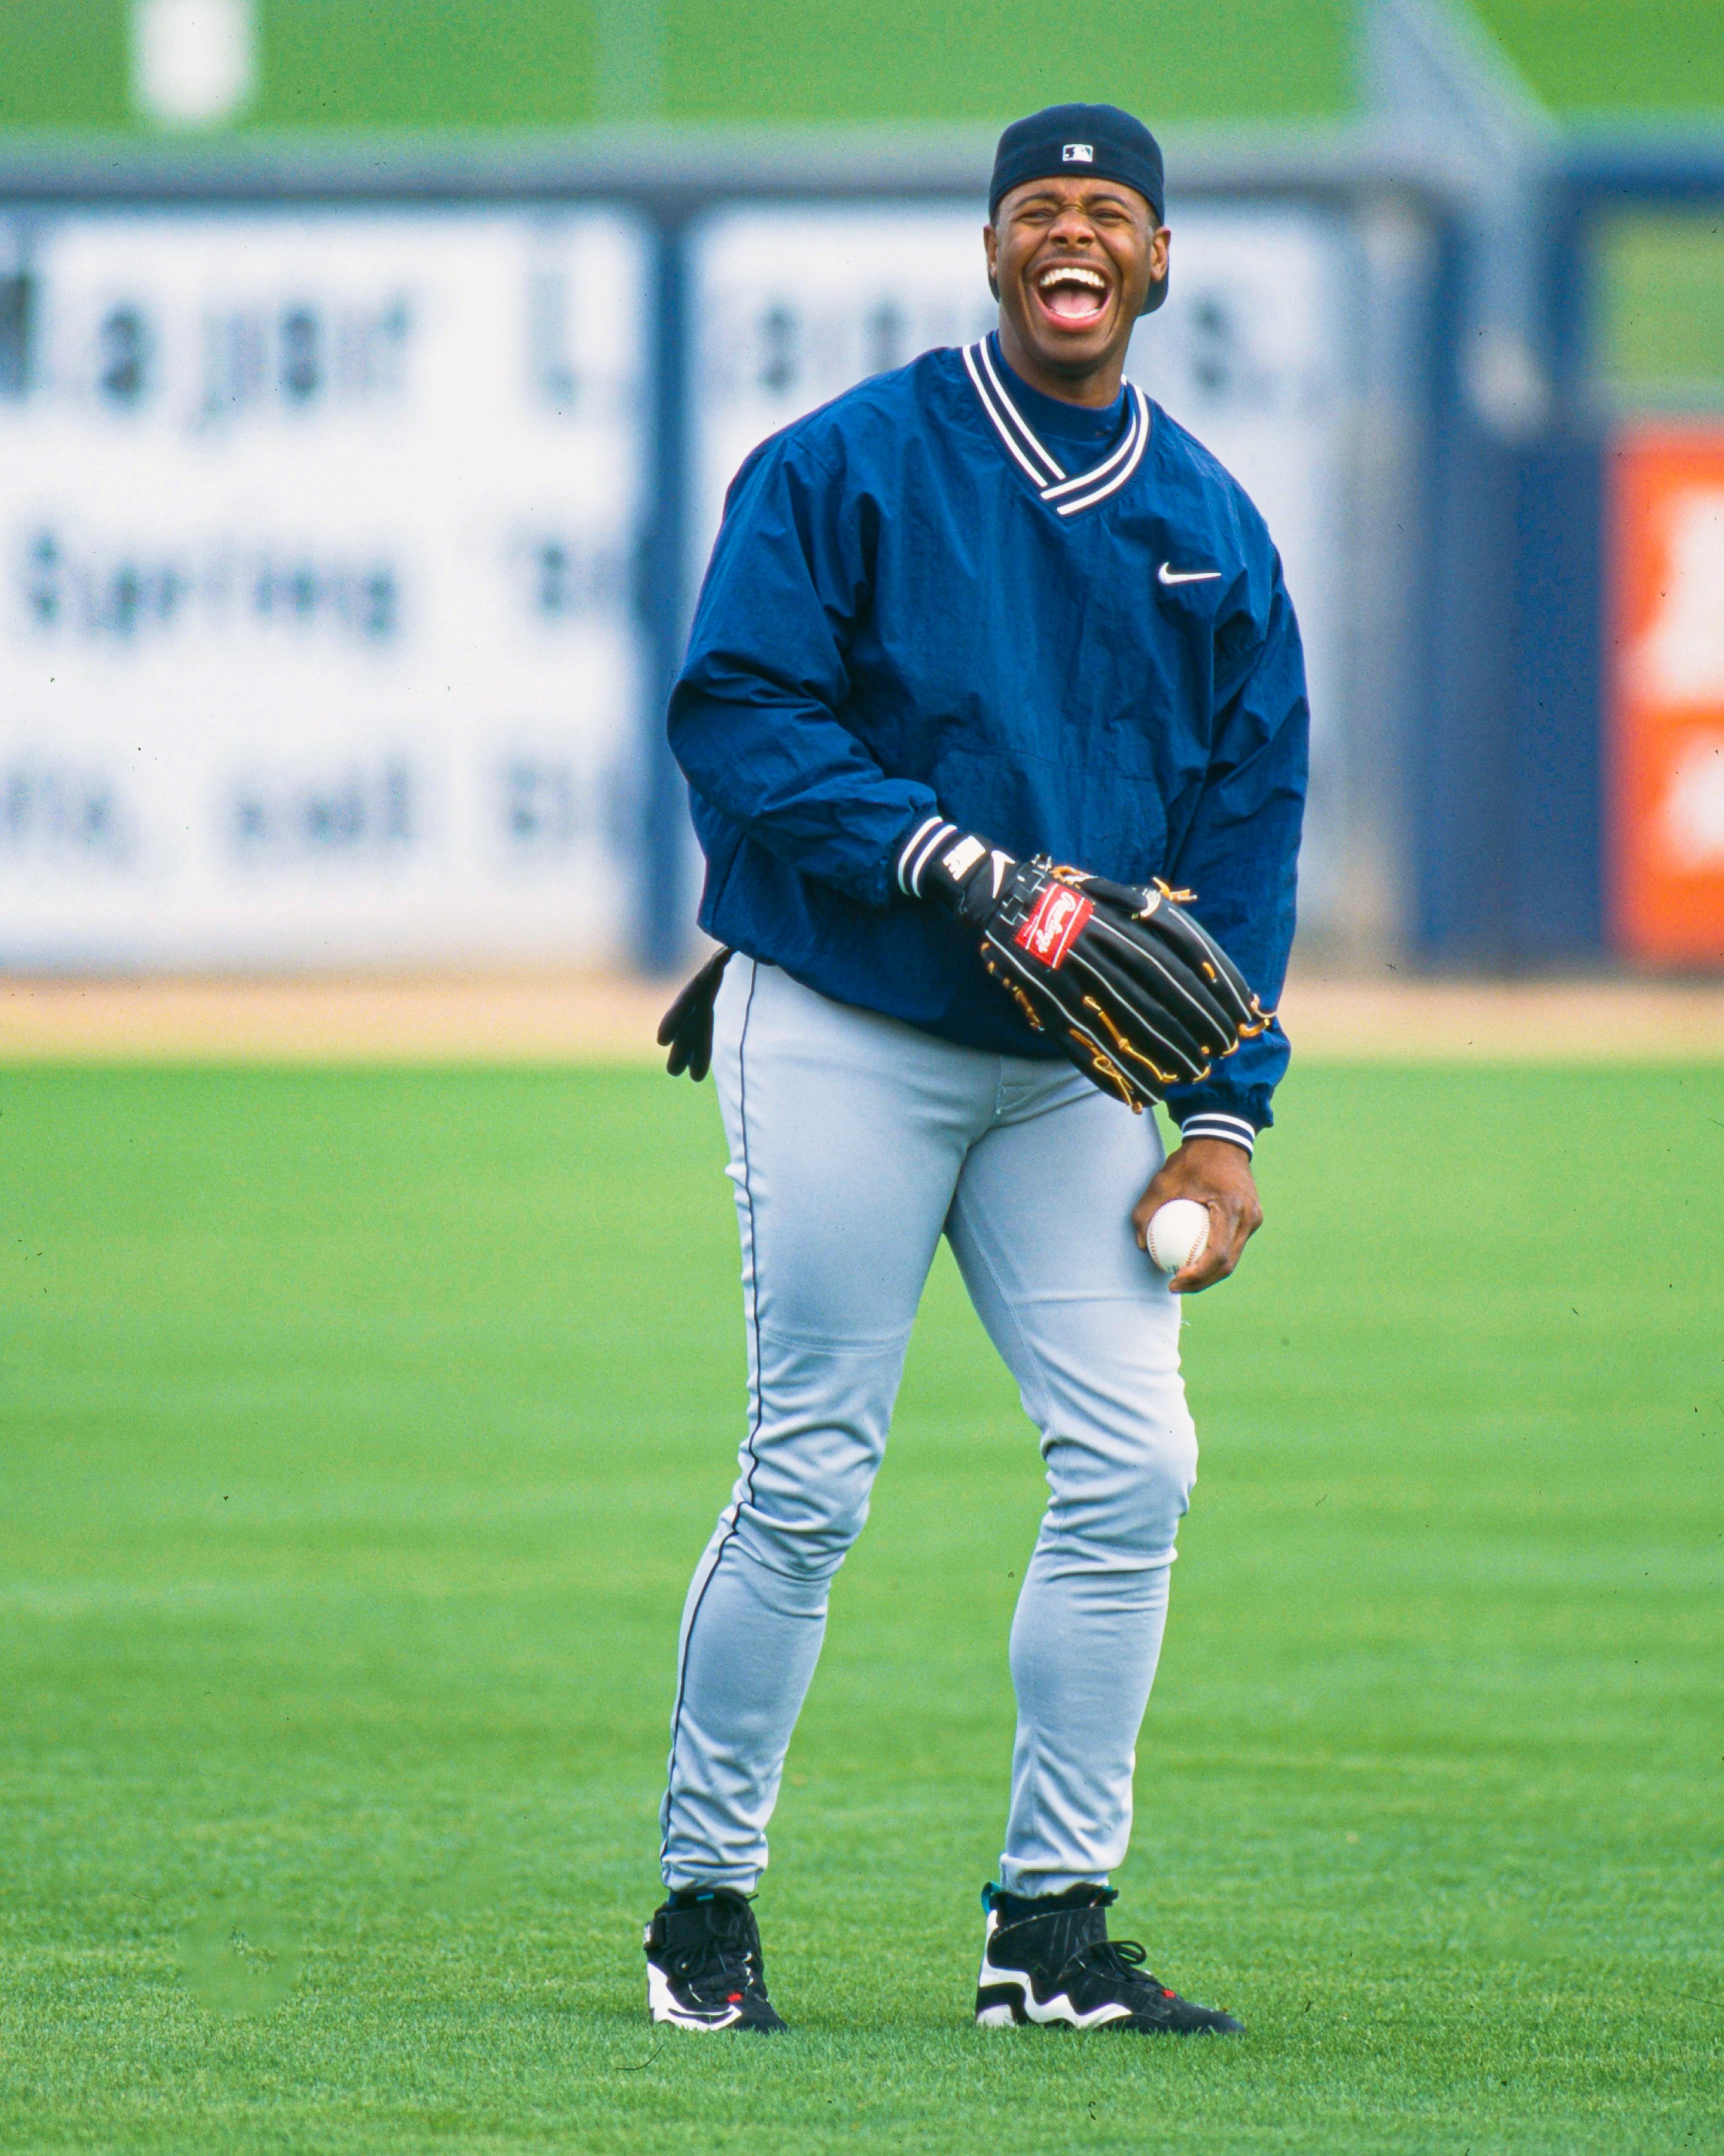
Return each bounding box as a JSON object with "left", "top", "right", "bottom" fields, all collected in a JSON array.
[{"left": 0, "top": 0, "right": 1721, "bottom": 976}]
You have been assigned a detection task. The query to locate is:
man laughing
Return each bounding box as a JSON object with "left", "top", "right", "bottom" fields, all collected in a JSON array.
[{"left": 646, "top": 102, "right": 1305, "bottom": 2036}]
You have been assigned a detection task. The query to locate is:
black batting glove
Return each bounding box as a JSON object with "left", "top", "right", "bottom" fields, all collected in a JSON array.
[
  {"left": 896, "top": 818, "right": 1017, "bottom": 924},
  {"left": 657, "top": 946, "right": 733, "bottom": 1081}
]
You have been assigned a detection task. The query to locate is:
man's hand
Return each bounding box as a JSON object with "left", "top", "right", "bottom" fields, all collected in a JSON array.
[{"left": 1132, "top": 1137, "right": 1262, "bottom": 1294}]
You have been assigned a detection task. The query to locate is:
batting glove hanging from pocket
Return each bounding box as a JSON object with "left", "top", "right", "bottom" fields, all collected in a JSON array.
[
  {"left": 657, "top": 945, "right": 733, "bottom": 1081},
  {"left": 897, "top": 818, "right": 1268, "bottom": 1113}
]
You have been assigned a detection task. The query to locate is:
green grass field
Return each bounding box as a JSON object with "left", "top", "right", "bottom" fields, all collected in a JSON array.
[
  {"left": 1602, "top": 213, "right": 1724, "bottom": 405},
  {"left": 2, "top": 1060, "right": 1721, "bottom": 2153},
  {"left": 4, "top": 0, "right": 1724, "bottom": 132}
]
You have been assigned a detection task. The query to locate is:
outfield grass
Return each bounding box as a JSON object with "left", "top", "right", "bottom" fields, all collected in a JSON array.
[
  {"left": 1, "top": 1061, "right": 1721, "bottom": 2153},
  {"left": 7, "top": 0, "right": 1724, "bottom": 133},
  {"left": 1602, "top": 212, "right": 1724, "bottom": 406}
]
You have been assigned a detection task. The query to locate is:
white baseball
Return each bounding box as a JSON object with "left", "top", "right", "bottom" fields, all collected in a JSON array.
[{"left": 1146, "top": 1198, "right": 1210, "bottom": 1275}]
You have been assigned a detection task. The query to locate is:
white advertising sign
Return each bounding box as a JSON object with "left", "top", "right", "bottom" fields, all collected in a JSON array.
[
  {"left": 689, "top": 202, "right": 1356, "bottom": 931},
  {"left": 0, "top": 206, "right": 649, "bottom": 967},
  {"left": 690, "top": 206, "right": 997, "bottom": 568},
  {"left": 1128, "top": 206, "right": 1356, "bottom": 926}
]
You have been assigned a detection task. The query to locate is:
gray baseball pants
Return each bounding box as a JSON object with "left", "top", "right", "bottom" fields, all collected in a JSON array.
[{"left": 659, "top": 956, "right": 1198, "bottom": 1898}]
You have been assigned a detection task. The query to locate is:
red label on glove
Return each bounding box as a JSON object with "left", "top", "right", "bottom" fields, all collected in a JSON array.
[{"left": 1014, "top": 883, "right": 1093, "bottom": 969}]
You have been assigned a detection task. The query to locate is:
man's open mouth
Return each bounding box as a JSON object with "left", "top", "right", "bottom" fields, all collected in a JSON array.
[{"left": 1034, "top": 262, "right": 1112, "bottom": 327}]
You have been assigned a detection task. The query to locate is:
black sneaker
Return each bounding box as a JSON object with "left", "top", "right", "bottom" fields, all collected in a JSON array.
[
  {"left": 975, "top": 1882, "right": 1244, "bottom": 2034},
  {"left": 643, "top": 1888, "right": 788, "bottom": 2032}
]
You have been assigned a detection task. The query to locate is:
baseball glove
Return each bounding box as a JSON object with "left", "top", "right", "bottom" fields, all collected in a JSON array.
[{"left": 898, "top": 821, "right": 1268, "bottom": 1113}]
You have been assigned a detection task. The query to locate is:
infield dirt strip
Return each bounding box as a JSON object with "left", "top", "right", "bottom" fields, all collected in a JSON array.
[{"left": 0, "top": 969, "right": 1721, "bottom": 1063}]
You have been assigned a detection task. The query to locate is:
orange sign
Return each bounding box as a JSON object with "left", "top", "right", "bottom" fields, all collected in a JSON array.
[{"left": 1610, "top": 427, "right": 1724, "bottom": 964}]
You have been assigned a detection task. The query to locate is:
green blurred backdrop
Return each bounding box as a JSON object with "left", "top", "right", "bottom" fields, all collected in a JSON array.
[{"left": 2, "top": 0, "right": 1723, "bottom": 135}]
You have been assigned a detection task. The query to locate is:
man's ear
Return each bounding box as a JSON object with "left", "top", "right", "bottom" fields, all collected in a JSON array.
[
  {"left": 983, "top": 223, "right": 1000, "bottom": 305},
  {"left": 987, "top": 272, "right": 1000, "bottom": 301}
]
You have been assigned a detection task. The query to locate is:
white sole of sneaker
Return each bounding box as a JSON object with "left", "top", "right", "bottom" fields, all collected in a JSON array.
[
  {"left": 975, "top": 1959, "right": 1134, "bottom": 2030},
  {"left": 646, "top": 1959, "right": 745, "bottom": 2031}
]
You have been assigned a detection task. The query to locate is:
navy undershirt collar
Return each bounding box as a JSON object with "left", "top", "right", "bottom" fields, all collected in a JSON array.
[{"left": 987, "top": 331, "right": 1129, "bottom": 456}]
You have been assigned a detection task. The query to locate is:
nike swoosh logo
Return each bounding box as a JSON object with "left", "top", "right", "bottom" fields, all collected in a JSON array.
[{"left": 1158, "top": 562, "right": 1221, "bottom": 585}]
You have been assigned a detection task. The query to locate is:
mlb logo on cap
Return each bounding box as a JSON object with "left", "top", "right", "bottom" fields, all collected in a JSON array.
[{"left": 1061, "top": 143, "right": 1094, "bottom": 163}]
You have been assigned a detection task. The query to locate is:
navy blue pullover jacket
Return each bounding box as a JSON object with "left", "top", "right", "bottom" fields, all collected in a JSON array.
[{"left": 667, "top": 333, "right": 1308, "bottom": 1142}]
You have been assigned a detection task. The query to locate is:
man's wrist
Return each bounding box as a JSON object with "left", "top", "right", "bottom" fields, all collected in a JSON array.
[
  {"left": 896, "top": 817, "right": 1015, "bottom": 920},
  {"left": 1174, "top": 1113, "right": 1257, "bottom": 1159},
  {"left": 897, "top": 815, "right": 964, "bottom": 899}
]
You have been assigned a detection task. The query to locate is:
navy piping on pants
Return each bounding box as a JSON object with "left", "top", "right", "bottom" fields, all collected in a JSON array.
[{"left": 658, "top": 959, "right": 765, "bottom": 1865}]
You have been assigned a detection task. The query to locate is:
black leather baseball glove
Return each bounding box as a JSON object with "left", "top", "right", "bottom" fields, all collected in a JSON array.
[{"left": 898, "top": 819, "right": 1268, "bottom": 1112}]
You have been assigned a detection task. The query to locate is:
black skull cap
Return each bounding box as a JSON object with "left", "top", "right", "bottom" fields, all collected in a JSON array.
[{"left": 988, "top": 104, "right": 1165, "bottom": 226}]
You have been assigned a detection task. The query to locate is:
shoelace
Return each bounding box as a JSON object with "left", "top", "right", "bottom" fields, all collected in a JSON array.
[
  {"left": 668, "top": 1930, "right": 757, "bottom": 2005},
  {"left": 1059, "top": 1935, "right": 1176, "bottom": 2002}
]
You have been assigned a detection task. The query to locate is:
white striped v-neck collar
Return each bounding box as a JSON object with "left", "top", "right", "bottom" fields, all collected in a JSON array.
[{"left": 961, "top": 338, "right": 1150, "bottom": 519}]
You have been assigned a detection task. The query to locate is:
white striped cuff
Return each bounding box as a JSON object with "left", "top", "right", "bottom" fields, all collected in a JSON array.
[
  {"left": 897, "top": 816, "right": 957, "bottom": 898},
  {"left": 1175, "top": 1112, "right": 1257, "bottom": 1157}
]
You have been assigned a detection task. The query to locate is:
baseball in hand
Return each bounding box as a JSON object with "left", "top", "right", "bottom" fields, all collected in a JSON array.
[{"left": 1146, "top": 1198, "right": 1211, "bottom": 1275}]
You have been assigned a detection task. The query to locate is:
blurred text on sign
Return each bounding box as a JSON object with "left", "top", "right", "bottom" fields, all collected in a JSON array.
[{"left": 0, "top": 207, "right": 649, "bottom": 969}]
